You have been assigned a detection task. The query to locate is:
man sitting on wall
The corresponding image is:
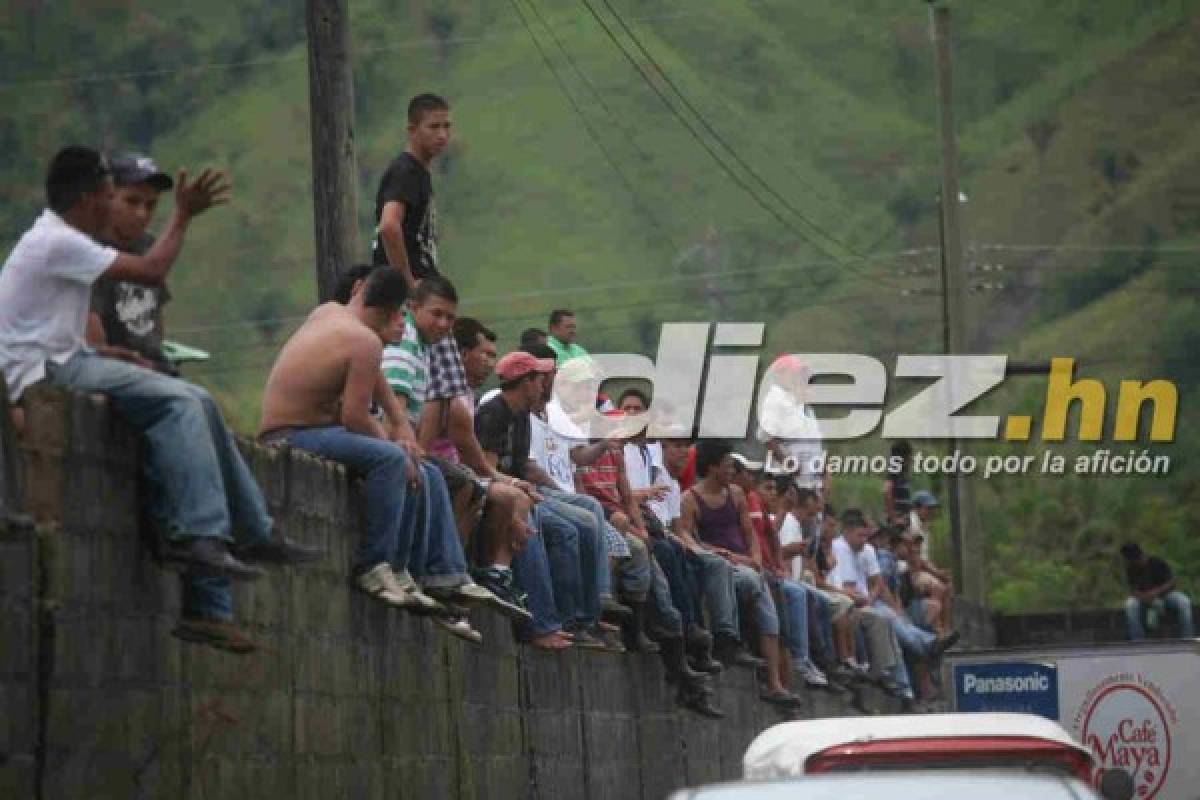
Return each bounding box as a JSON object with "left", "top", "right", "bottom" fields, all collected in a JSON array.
[
  {"left": 0, "top": 148, "right": 318, "bottom": 646},
  {"left": 1121, "top": 542, "right": 1194, "bottom": 640},
  {"left": 259, "top": 267, "right": 503, "bottom": 643}
]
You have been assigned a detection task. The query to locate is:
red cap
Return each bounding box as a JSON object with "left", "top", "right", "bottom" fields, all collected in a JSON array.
[
  {"left": 496, "top": 351, "right": 555, "bottom": 382},
  {"left": 772, "top": 354, "right": 811, "bottom": 378}
]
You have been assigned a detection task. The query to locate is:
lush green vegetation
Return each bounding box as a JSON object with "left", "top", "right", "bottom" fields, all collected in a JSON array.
[{"left": 2, "top": 0, "right": 1198, "bottom": 611}]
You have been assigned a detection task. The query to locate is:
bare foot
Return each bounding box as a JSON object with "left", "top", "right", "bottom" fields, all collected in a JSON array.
[{"left": 530, "top": 631, "right": 572, "bottom": 650}]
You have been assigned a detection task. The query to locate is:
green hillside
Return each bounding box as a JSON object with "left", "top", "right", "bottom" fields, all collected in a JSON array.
[{"left": 2, "top": 0, "right": 1199, "bottom": 611}]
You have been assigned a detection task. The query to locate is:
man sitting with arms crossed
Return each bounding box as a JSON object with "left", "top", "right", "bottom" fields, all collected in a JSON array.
[{"left": 259, "top": 267, "right": 506, "bottom": 643}]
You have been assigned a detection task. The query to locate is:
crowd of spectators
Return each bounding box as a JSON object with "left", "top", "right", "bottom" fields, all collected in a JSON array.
[{"left": 1, "top": 93, "right": 978, "bottom": 720}]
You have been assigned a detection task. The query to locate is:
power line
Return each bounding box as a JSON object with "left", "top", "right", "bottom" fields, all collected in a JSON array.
[
  {"left": 975, "top": 243, "right": 1200, "bottom": 254},
  {"left": 578, "top": 0, "right": 910, "bottom": 291},
  {"left": 506, "top": 0, "right": 682, "bottom": 254},
  {"left": 578, "top": 0, "right": 845, "bottom": 265},
  {"left": 166, "top": 246, "right": 936, "bottom": 335},
  {"left": 0, "top": 9, "right": 731, "bottom": 92},
  {"left": 190, "top": 282, "right": 937, "bottom": 372},
  {"left": 596, "top": 0, "right": 855, "bottom": 253}
]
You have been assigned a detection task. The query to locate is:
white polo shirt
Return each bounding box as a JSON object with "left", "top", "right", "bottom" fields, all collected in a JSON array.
[{"left": 0, "top": 210, "right": 117, "bottom": 399}]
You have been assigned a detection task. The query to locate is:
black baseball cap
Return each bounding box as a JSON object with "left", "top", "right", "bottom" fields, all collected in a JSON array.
[{"left": 111, "top": 154, "right": 173, "bottom": 190}]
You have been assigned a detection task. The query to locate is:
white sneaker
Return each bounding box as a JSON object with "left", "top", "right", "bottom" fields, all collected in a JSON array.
[
  {"left": 453, "top": 581, "right": 497, "bottom": 603},
  {"left": 355, "top": 563, "right": 409, "bottom": 607},
  {"left": 433, "top": 615, "right": 483, "bottom": 644},
  {"left": 392, "top": 568, "right": 444, "bottom": 613},
  {"left": 799, "top": 661, "right": 829, "bottom": 687}
]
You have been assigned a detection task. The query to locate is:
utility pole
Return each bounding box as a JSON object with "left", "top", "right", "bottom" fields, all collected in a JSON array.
[
  {"left": 931, "top": 3, "right": 985, "bottom": 606},
  {"left": 305, "top": 0, "right": 360, "bottom": 302}
]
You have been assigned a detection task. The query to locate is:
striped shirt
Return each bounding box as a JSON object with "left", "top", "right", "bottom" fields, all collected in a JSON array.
[{"left": 382, "top": 311, "right": 428, "bottom": 424}]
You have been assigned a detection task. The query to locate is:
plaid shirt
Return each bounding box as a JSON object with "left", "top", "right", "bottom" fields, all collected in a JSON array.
[{"left": 425, "top": 335, "right": 470, "bottom": 400}]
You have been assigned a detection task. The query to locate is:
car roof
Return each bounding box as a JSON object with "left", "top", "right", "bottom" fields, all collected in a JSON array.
[
  {"left": 743, "top": 713, "right": 1092, "bottom": 779},
  {"left": 672, "top": 768, "right": 1102, "bottom": 800}
]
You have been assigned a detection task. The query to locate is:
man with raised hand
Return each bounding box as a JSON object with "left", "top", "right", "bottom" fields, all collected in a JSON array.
[
  {"left": 0, "top": 147, "right": 317, "bottom": 599},
  {"left": 86, "top": 153, "right": 177, "bottom": 375}
]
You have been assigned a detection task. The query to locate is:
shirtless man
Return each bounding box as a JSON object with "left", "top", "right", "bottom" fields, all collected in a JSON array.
[{"left": 259, "top": 267, "right": 512, "bottom": 640}]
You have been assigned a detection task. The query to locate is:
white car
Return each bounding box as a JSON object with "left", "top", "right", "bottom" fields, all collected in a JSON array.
[
  {"left": 737, "top": 713, "right": 1131, "bottom": 800},
  {"left": 668, "top": 768, "right": 1106, "bottom": 800}
]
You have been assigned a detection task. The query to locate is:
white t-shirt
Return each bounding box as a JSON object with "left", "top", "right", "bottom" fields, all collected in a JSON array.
[
  {"left": 655, "top": 476, "right": 682, "bottom": 528},
  {"left": 624, "top": 441, "right": 675, "bottom": 524},
  {"left": 623, "top": 442, "right": 658, "bottom": 491},
  {"left": 529, "top": 412, "right": 576, "bottom": 494},
  {"left": 546, "top": 398, "right": 589, "bottom": 445},
  {"left": 0, "top": 210, "right": 117, "bottom": 399},
  {"left": 756, "top": 384, "right": 825, "bottom": 488},
  {"left": 777, "top": 512, "right": 806, "bottom": 583},
  {"left": 830, "top": 536, "right": 880, "bottom": 595}
]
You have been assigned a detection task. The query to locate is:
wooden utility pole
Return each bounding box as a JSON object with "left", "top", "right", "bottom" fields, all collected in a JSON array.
[
  {"left": 931, "top": 4, "right": 985, "bottom": 605},
  {"left": 305, "top": 0, "right": 360, "bottom": 302}
]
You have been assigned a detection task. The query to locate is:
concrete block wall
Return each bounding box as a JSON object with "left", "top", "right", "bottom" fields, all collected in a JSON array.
[{"left": 2, "top": 387, "right": 923, "bottom": 800}]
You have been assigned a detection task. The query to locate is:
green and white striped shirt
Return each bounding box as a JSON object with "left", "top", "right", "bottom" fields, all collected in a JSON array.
[{"left": 382, "top": 310, "right": 428, "bottom": 424}]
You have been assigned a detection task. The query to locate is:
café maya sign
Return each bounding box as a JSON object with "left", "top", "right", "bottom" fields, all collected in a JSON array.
[{"left": 1076, "top": 674, "right": 1177, "bottom": 798}]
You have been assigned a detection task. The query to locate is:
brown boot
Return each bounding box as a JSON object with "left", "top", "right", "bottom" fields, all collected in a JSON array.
[
  {"left": 172, "top": 617, "right": 258, "bottom": 655},
  {"left": 624, "top": 600, "right": 661, "bottom": 654}
]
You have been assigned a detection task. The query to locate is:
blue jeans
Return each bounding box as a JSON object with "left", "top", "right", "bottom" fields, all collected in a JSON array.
[
  {"left": 281, "top": 425, "right": 409, "bottom": 574},
  {"left": 48, "top": 351, "right": 273, "bottom": 543},
  {"left": 536, "top": 501, "right": 592, "bottom": 628},
  {"left": 651, "top": 535, "right": 699, "bottom": 631},
  {"left": 1126, "top": 592, "right": 1195, "bottom": 639},
  {"left": 731, "top": 564, "right": 780, "bottom": 636},
  {"left": 511, "top": 509, "right": 563, "bottom": 637},
  {"left": 542, "top": 489, "right": 614, "bottom": 599},
  {"left": 401, "top": 461, "right": 470, "bottom": 589},
  {"left": 542, "top": 495, "right": 605, "bottom": 622},
  {"left": 776, "top": 578, "right": 812, "bottom": 663},
  {"left": 687, "top": 549, "right": 739, "bottom": 638},
  {"left": 872, "top": 600, "right": 937, "bottom": 658},
  {"left": 648, "top": 558, "right": 683, "bottom": 635},
  {"left": 811, "top": 589, "right": 835, "bottom": 663},
  {"left": 616, "top": 534, "right": 654, "bottom": 600}
]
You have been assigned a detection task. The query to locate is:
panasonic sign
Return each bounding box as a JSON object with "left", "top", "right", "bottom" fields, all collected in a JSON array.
[
  {"left": 954, "top": 662, "right": 1060, "bottom": 720},
  {"left": 963, "top": 673, "right": 1052, "bottom": 694}
]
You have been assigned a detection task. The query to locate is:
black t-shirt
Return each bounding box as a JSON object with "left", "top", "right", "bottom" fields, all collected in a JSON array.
[
  {"left": 371, "top": 152, "right": 438, "bottom": 279},
  {"left": 90, "top": 232, "right": 174, "bottom": 374},
  {"left": 1127, "top": 556, "right": 1173, "bottom": 594},
  {"left": 474, "top": 395, "right": 530, "bottom": 480}
]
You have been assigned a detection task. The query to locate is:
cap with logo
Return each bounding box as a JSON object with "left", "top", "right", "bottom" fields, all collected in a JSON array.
[{"left": 111, "top": 154, "right": 173, "bottom": 191}]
